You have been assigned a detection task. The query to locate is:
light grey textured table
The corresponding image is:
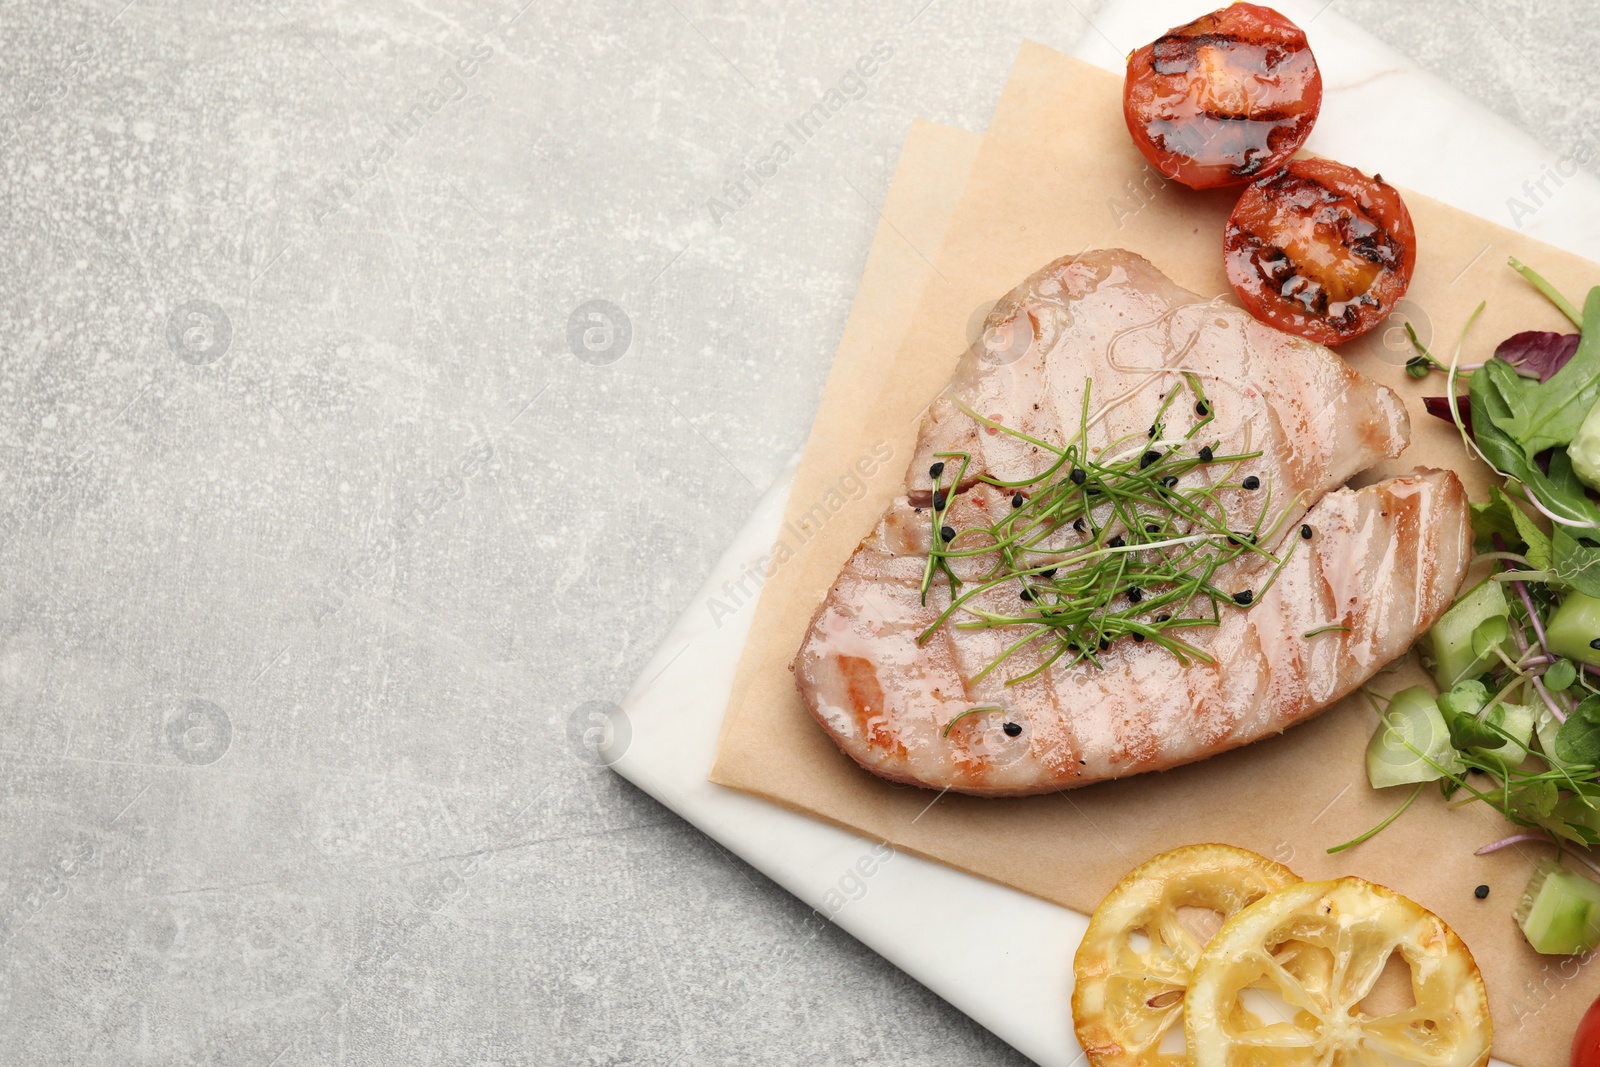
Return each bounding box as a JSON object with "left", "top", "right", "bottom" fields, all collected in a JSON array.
[{"left": 1, "top": 2, "right": 1595, "bottom": 1064}]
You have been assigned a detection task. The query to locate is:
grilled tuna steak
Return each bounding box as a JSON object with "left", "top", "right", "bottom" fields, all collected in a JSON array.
[{"left": 793, "top": 249, "right": 1468, "bottom": 796}]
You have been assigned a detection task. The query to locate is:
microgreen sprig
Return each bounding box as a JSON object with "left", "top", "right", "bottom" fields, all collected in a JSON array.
[
  {"left": 917, "top": 376, "right": 1295, "bottom": 685},
  {"left": 1510, "top": 255, "right": 1584, "bottom": 328}
]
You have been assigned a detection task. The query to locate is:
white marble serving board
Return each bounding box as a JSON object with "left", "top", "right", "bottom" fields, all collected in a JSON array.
[{"left": 611, "top": 3, "right": 1600, "bottom": 1063}]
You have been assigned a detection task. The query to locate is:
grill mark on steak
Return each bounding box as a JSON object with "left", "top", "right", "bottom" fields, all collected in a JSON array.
[
  {"left": 906, "top": 473, "right": 984, "bottom": 510},
  {"left": 838, "top": 654, "right": 902, "bottom": 756},
  {"left": 793, "top": 250, "right": 1461, "bottom": 797}
]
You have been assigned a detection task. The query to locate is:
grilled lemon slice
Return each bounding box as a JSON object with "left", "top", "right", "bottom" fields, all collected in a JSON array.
[
  {"left": 1072, "top": 844, "right": 1300, "bottom": 1066},
  {"left": 1185, "top": 877, "right": 1492, "bottom": 1067}
]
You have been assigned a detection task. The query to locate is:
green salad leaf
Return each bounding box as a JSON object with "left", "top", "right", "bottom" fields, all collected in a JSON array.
[
  {"left": 1521, "top": 777, "right": 1561, "bottom": 819},
  {"left": 1484, "top": 287, "right": 1600, "bottom": 460},
  {"left": 1468, "top": 497, "right": 1518, "bottom": 543},
  {"left": 1449, "top": 712, "right": 1507, "bottom": 751},
  {"left": 1536, "top": 449, "right": 1600, "bottom": 594},
  {"left": 1554, "top": 527, "right": 1600, "bottom": 598},
  {"left": 1470, "top": 485, "right": 1552, "bottom": 568},
  {"left": 1547, "top": 658, "right": 1579, "bottom": 692},
  {"left": 1470, "top": 363, "right": 1600, "bottom": 527},
  {"left": 1556, "top": 695, "right": 1600, "bottom": 765},
  {"left": 1341, "top": 262, "right": 1600, "bottom": 865}
]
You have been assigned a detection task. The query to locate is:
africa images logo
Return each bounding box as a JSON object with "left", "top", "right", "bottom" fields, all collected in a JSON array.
[
  {"left": 309, "top": 439, "right": 495, "bottom": 627},
  {"left": 309, "top": 43, "right": 495, "bottom": 224},
  {"left": 704, "top": 439, "right": 893, "bottom": 628},
  {"left": 704, "top": 40, "right": 894, "bottom": 227}
]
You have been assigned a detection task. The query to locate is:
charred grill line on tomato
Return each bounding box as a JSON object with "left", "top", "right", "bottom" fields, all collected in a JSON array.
[
  {"left": 1255, "top": 171, "right": 1404, "bottom": 268},
  {"left": 1149, "top": 33, "right": 1295, "bottom": 77},
  {"left": 1167, "top": 105, "right": 1299, "bottom": 124},
  {"left": 1123, "top": 4, "right": 1322, "bottom": 189},
  {"left": 1224, "top": 158, "right": 1417, "bottom": 345},
  {"left": 1147, "top": 122, "right": 1291, "bottom": 181},
  {"left": 1149, "top": 33, "right": 1239, "bottom": 74},
  {"left": 1237, "top": 241, "right": 1384, "bottom": 324},
  {"left": 1145, "top": 109, "right": 1307, "bottom": 180}
]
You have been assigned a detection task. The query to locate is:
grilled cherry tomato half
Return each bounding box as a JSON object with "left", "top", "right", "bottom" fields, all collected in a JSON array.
[
  {"left": 1123, "top": 3, "right": 1322, "bottom": 189},
  {"left": 1224, "top": 158, "right": 1417, "bottom": 346},
  {"left": 1576, "top": 994, "right": 1600, "bottom": 1067}
]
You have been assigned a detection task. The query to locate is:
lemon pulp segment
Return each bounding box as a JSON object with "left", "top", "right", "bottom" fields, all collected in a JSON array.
[
  {"left": 1184, "top": 877, "right": 1492, "bottom": 1067},
  {"left": 1072, "top": 843, "right": 1300, "bottom": 1066}
]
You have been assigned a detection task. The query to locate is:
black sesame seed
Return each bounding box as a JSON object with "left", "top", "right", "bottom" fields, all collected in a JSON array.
[
  {"left": 1146, "top": 523, "right": 1159, "bottom": 534},
  {"left": 1590, "top": 639, "right": 1600, "bottom": 651},
  {"left": 1132, "top": 633, "right": 1145, "bottom": 643},
  {"left": 933, "top": 492, "right": 947, "bottom": 510},
  {"left": 1108, "top": 536, "right": 1125, "bottom": 549},
  {"left": 1161, "top": 476, "right": 1178, "bottom": 488},
  {"left": 1301, "top": 524, "right": 1313, "bottom": 540},
  {"left": 1067, "top": 643, "right": 1080, "bottom": 652},
  {"left": 1099, "top": 638, "right": 1110, "bottom": 651},
  {"left": 1156, "top": 614, "right": 1171, "bottom": 623},
  {"left": 1195, "top": 401, "right": 1209, "bottom": 416},
  {"left": 1012, "top": 492, "right": 1025, "bottom": 508},
  {"left": 1073, "top": 518, "right": 1085, "bottom": 533},
  {"left": 1147, "top": 424, "right": 1157, "bottom": 437},
  {"left": 1243, "top": 476, "right": 1261, "bottom": 490},
  {"left": 1040, "top": 568, "right": 1057, "bottom": 578},
  {"left": 929, "top": 461, "right": 945, "bottom": 479},
  {"left": 1474, "top": 884, "right": 1490, "bottom": 900},
  {"left": 940, "top": 526, "right": 956, "bottom": 542},
  {"left": 1127, "top": 587, "right": 1143, "bottom": 604},
  {"left": 1234, "top": 590, "right": 1254, "bottom": 606},
  {"left": 1140, "top": 450, "right": 1161, "bottom": 469},
  {"left": 1020, "top": 589, "right": 1035, "bottom": 602},
  {"left": 1002, "top": 721, "right": 1022, "bottom": 738},
  {"left": 1199, "top": 445, "right": 1214, "bottom": 462},
  {"left": 1070, "top": 467, "right": 1087, "bottom": 485}
]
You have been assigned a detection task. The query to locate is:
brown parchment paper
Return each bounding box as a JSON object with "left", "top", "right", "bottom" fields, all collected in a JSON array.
[
  {"left": 711, "top": 44, "right": 1600, "bottom": 1064},
  {"left": 715, "top": 116, "right": 985, "bottom": 737}
]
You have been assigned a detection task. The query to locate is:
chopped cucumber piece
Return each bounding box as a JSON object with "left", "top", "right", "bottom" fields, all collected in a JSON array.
[
  {"left": 1423, "top": 579, "right": 1512, "bottom": 688},
  {"left": 1435, "top": 681, "right": 1531, "bottom": 767},
  {"left": 1536, "top": 708, "right": 1579, "bottom": 770},
  {"left": 1436, "top": 679, "right": 1489, "bottom": 724},
  {"left": 1572, "top": 394, "right": 1600, "bottom": 491},
  {"left": 1472, "top": 703, "right": 1535, "bottom": 771},
  {"left": 1500, "top": 702, "right": 1535, "bottom": 755},
  {"left": 1548, "top": 591, "right": 1600, "bottom": 669},
  {"left": 1515, "top": 858, "right": 1600, "bottom": 954},
  {"left": 1366, "top": 686, "right": 1460, "bottom": 789},
  {"left": 1554, "top": 794, "right": 1600, "bottom": 838}
]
